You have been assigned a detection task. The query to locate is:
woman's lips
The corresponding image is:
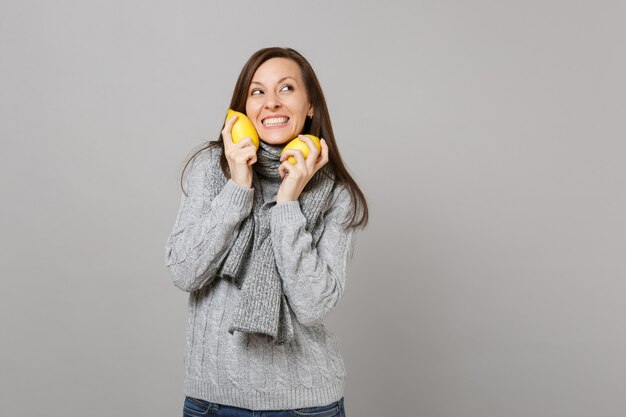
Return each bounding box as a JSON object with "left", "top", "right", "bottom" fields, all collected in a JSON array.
[
  {"left": 262, "top": 116, "right": 290, "bottom": 128},
  {"left": 262, "top": 122, "right": 288, "bottom": 129},
  {"left": 261, "top": 120, "right": 289, "bottom": 129}
]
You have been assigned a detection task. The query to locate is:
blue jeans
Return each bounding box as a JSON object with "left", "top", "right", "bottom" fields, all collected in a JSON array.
[{"left": 183, "top": 396, "right": 345, "bottom": 417}]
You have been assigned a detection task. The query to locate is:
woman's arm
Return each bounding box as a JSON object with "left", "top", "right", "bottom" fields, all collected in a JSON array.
[
  {"left": 270, "top": 183, "right": 357, "bottom": 326},
  {"left": 165, "top": 148, "right": 254, "bottom": 292}
]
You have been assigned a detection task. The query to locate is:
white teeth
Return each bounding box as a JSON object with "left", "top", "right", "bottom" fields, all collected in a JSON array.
[{"left": 262, "top": 117, "right": 289, "bottom": 126}]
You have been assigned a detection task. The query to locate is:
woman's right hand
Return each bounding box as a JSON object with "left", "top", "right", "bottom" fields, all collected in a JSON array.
[{"left": 222, "top": 114, "right": 257, "bottom": 188}]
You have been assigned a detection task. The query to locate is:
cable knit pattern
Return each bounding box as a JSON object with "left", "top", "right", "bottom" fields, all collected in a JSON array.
[{"left": 165, "top": 145, "right": 357, "bottom": 410}]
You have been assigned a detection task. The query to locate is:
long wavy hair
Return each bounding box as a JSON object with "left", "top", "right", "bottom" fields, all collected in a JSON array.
[{"left": 179, "top": 47, "right": 368, "bottom": 230}]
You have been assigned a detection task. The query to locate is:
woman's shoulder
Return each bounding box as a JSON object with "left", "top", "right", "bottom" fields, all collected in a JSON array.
[
  {"left": 325, "top": 180, "right": 354, "bottom": 223},
  {"left": 330, "top": 180, "right": 350, "bottom": 200},
  {"left": 192, "top": 141, "right": 222, "bottom": 165},
  {"left": 182, "top": 142, "right": 223, "bottom": 190},
  {"left": 186, "top": 142, "right": 222, "bottom": 173}
]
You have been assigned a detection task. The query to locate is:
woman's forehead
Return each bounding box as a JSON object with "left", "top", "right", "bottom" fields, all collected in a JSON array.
[{"left": 252, "top": 58, "right": 302, "bottom": 84}]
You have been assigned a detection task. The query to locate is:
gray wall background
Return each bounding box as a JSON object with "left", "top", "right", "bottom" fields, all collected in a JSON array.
[{"left": 2, "top": 1, "right": 625, "bottom": 416}]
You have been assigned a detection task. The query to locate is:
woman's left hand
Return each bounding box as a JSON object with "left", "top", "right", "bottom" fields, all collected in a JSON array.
[{"left": 276, "top": 136, "right": 329, "bottom": 203}]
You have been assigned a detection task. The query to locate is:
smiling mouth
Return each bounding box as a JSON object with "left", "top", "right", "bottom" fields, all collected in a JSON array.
[{"left": 262, "top": 116, "right": 289, "bottom": 127}]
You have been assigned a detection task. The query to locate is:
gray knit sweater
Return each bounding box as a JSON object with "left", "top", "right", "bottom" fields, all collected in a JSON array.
[{"left": 164, "top": 145, "right": 357, "bottom": 410}]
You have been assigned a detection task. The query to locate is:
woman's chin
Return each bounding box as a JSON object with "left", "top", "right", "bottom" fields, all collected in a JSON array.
[{"left": 260, "top": 134, "right": 293, "bottom": 145}]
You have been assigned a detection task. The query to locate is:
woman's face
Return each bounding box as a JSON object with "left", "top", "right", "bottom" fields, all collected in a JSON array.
[{"left": 245, "top": 57, "right": 313, "bottom": 145}]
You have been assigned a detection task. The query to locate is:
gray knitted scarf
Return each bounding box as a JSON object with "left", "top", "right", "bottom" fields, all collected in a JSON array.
[{"left": 205, "top": 140, "right": 335, "bottom": 345}]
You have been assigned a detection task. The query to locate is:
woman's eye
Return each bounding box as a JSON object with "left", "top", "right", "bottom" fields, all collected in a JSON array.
[{"left": 250, "top": 85, "right": 292, "bottom": 96}]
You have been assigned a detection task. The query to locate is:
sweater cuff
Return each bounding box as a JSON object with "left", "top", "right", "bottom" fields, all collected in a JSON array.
[
  {"left": 222, "top": 179, "right": 254, "bottom": 214},
  {"left": 271, "top": 200, "right": 305, "bottom": 225}
]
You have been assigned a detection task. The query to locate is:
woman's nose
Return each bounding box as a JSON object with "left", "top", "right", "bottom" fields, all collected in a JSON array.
[{"left": 264, "top": 91, "right": 281, "bottom": 109}]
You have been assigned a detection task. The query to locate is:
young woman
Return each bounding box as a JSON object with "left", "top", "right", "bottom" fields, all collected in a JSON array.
[{"left": 165, "top": 47, "right": 368, "bottom": 417}]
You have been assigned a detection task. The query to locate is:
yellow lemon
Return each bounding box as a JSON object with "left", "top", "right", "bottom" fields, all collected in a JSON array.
[
  {"left": 281, "top": 134, "right": 321, "bottom": 165},
  {"left": 225, "top": 109, "right": 259, "bottom": 149}
]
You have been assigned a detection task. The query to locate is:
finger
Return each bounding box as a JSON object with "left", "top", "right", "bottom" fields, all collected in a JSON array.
[
  {"left": 292, "top": 148, "right": 306, "bottom": 169},
  {"left": 236, "top": 136, "right": 254, "bottom": 149},
  {"left": 320, "top": 138, "right": 329, "bottom": 162},
  {"left": 280, "top": 149, "right": 306, "bottom": 169},
  {"left": 297, "top": 135, "right": 318, "bottom": 169},
  {"left": 246, "top": 151, "right": 257, "bottom": 166},
  {"left": 313, "top": 139, "right": 329, "bottom": 170},
  {"left": 234, "top": 145, "right": 255, "bottom": 163},
  {"left": 281, "top": 159, "right": 296, "bottom": 174},
  {"left": 300, "top": 135, "right": 320, "bottom": 159},
  {"left": 279, "top": 148, "right": 298, "bottom": 162},
  {"left": 222, "top": 115, "right": 239, "bottom": 146},
  {"left": 225, "top": 114, "right": 238, "bottom": 128},
  {"left": 278, "top": 160, "right": 293, "bottom": 179}
]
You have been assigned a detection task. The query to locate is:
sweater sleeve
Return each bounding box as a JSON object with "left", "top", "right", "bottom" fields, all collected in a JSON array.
[
  {"left": 269, "top": 183, "right": 357, "bottom": 326},
  {"left": 165, "top": 149, "right": 254, "bottom": 292}
]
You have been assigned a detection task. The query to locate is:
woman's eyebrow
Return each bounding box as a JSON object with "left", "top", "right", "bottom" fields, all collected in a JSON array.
[{"left": 250, "top": 76, "right": 296, "bottom": 86}]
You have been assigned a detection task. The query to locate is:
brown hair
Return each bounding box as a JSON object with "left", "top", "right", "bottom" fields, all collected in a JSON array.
[{"left": 180, "top": 47, "right": 368, "bottom": 230}]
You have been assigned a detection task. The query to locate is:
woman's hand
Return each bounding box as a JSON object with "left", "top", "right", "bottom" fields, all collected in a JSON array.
[
  {"left": 276, "top": 136, "right": 329, "bottom": 203},
  {"left": 222, "top": 114, "right": 257, "bottom": 188}
]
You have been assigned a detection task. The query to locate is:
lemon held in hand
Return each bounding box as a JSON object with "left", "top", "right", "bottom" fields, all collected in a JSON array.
[
  {"left": 225, "top": 109, "right": 259, "bottom": 149},
  {"left": 281, "top": 134, "right": 321, "bottom": 165}
]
